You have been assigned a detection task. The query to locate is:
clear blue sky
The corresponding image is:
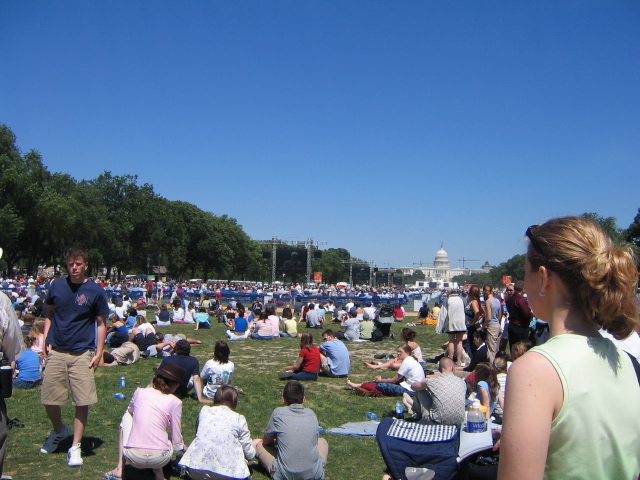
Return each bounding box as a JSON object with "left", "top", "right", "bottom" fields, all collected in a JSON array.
[{"left": 2, "top": 2, "right": 639, "bottom": 271}]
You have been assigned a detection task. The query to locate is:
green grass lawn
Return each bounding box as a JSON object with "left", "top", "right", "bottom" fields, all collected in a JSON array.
[{"left": 5, "top": 313, "right": 445, "bottom": 479}]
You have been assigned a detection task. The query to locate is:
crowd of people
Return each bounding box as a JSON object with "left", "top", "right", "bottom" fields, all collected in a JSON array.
[{"left": 2, "top": 214, "right": 640, "bottom": 480}]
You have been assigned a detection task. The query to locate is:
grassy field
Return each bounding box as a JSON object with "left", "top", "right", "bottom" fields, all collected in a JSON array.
[{"left": 5, "top": 311, "right": 445, "bottom": 479}]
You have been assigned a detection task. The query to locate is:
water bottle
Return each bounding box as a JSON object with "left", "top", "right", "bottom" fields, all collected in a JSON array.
[
  {"left": 221, "top": 371, "right": 230, "bottom": 384},
  {"left": 395, "top": 400, "right": 404, "bottom": 419},
  {"left": 366, "top": 412, "right": 378, "bottom": 421},
  {"left": 119, "top": 374, "right": 126, "bottom": 388},
  {"left": 113, "top": 393, "right": 127, "bottom": 399},
  {"left": 467, "top": 399, "right": 485, "bottom": 433},
  {"left": 318, "top": 426, "right": 325, "bottom": 433}
]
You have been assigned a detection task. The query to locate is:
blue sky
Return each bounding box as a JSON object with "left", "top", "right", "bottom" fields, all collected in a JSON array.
[{"left": 2, "top": 2, "right": 639, "bottom": 271}]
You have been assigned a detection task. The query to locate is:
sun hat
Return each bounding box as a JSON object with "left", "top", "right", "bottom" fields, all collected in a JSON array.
[{"left": 153, "top": 362, "right": 186, "bottom": 385}]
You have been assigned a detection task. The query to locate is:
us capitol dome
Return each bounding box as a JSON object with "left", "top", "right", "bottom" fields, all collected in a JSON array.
[{"left": 399, "top": 243, "right": 492, "bottom": 285}]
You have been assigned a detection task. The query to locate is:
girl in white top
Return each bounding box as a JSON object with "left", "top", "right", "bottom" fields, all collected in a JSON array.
[
  {"left": 183, "top": 302, "right": 196, "bottom": 324},
  {"left": 201, "top": 341, "right": 235, "bottom": 400}
]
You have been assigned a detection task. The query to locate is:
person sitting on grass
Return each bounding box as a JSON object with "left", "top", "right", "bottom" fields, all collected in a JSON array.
[
  {"left": 201, "top": 340, "right": 235, "bottom": 400},
  {"left": 319, "top": 329, "right": 350, "bottom": 377},
  {"left": 252, "top": 311, "right": 274, "bottom": 340},
  {"left": 466, "top": 362, "right": 501, "bottom": 418},
  {"left": 280, "top": 307, "right": 298, "bottom": 338},
  {"left": 252, "top": 381, "right": 328, "bottom": 480},
  {"left": 278, "top": 333, "right": 320, "bottom": 381},
  {"left": 403, "top": 357, "right": 466, "bottom": 424},
  {"left": 359, "top": 313, "right": 375, "bottom": 341},
  {"left": 12, "top": 335, "right": 42, "bottom": 389},
  {"left": 158, "top": 339, "right": 210, "bottom": 403},
  {"left": 179, "top": 386, "right": 255, "bottom": 480},
  {"left": 154, "top": 303, "right": 171, "bottom": 327},
  {"left": 347, "top": 344, "right": 425, "bottom": 397},
  {"left": 225, "top": 304, "right": 251, "bottom": 340},
  {"left": 193, "top": 306, "right": 211, "bottom": 330},
  {"left": 103, "top": 363, "right": 186, "bottom": 480},
  {"left": 335, "top": 309, "right": 362, "bottom": 342},
  {"left": 364, "top": 328, "right": 423, "bottom": 370}
]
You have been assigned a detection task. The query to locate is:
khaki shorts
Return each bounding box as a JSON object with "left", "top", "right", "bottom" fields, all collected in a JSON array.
[
  {"left": 124, "top": 448, "right": 172, "bottom": 470},
  {"left": 41, "top": 349, "right": 97, "bottom": 407}
]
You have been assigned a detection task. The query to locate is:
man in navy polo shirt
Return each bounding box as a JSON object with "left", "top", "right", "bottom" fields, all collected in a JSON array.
[{"left": 40, "top": 247, "right": 109, "bottom": 467}]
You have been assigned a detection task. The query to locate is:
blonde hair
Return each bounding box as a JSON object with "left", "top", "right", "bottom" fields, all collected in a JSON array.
[
  {"left": 28, "top": 319, "right": 45, "bottom": 338},
  {"left": 510, "top": 341, "right": 532, "bottom": 361},
  {"left": 527, "top": 216, "right": 639, "bottom": 339},
  {"left": 494, "top": 356, "right": 508, "bottom": 374}
]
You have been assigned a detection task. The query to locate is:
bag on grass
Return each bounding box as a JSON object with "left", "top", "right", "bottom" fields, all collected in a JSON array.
[{"left": 371, "top": 329, "right": 384, "bottom": 342}]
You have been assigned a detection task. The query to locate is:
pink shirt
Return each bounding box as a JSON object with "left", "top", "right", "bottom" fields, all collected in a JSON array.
[
  {"left": 253, "top": 319, "right": 273, "bottom": 337},
  {"left": 125, "top": 387, "right": 183, "bottom": 451},
  {"left": 268, "top": 315, "right": 280, "bottom": 337}
]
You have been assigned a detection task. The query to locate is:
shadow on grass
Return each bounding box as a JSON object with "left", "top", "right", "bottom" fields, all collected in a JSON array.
[{"left": 51, "top": 435, "right": 105, "bottom": 457}]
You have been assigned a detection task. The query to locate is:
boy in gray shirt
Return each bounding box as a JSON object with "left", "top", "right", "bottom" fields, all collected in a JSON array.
[{"left": 253, "top": 382, "right": 328, "bottom": 480}]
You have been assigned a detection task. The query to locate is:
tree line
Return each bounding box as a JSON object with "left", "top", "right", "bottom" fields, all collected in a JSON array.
[
  {"left": 3, "top": 124, "right": 638, "bottom": 285},
  {"left": 0, "top": 124, "right": 364, "bottom": 283}
]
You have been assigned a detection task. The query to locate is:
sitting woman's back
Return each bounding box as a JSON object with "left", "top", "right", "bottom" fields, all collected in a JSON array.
[{"left": 179, "top": 386, "right": 255, "bottom": 480}]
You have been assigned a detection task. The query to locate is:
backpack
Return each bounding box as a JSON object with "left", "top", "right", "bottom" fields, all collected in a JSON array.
[
  {"left": 379, "top": 303, "right": 394, "bottom": 317},
  {"left": 371, "top": 329, "right": 384, "bottom": 342}
]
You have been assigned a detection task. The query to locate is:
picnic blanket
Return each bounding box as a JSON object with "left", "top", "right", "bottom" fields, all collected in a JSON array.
[{"left": 326, "top": 420, "right": 380, "bottom": 437}]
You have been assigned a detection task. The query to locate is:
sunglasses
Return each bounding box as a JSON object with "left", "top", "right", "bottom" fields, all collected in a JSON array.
[{"left": 526, "top": 225, "right": 546, "bottom": 262}]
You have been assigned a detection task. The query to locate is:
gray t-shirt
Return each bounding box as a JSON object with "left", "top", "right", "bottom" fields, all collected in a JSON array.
[
  {"left": 266, "top": 404, "right": 324, "bottom": 480},
  {"left": 420, "top": 373, "right": 466, "bottom": 425},
  {"left": 342, "top": 318, "right": 360, "bottom": 342}
]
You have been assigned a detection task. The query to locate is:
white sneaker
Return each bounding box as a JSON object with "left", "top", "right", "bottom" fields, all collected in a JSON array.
[
  {"left": 67, "top": 443, "right": 83, "bottom": 467},
  {"left": 40, "top": 424, "right": 70, "bottom": 454}
]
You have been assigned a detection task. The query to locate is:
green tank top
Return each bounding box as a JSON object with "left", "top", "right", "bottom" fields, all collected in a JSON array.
[{"left": 532, "top": 334, "right": 640, "bottom": 479}]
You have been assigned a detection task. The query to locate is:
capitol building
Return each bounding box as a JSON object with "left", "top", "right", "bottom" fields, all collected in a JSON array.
[{"left": 400, "top": 243, "right": 492, "bottom": 285}]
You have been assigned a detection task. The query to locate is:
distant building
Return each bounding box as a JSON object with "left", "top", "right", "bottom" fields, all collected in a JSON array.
[{"left": 400, "top": 243, "right": 492, "bottom": 286}]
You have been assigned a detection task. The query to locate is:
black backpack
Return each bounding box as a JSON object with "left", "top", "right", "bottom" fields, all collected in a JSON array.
[
  {"left": 371, "top": 329, "right": 384, "bottom": 342},
  {"left": 379, "top": 303, "right": 394, "bottom": 317}
]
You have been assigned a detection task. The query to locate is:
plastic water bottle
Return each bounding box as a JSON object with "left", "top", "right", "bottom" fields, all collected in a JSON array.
[
  {"left": 395, "top": 400, "right": 404, "bottom": 419},
  {"left": 113, "top": 393, "right": 127, "bottom": 399},
  {"left": 119, "top": 374, "right": 126, "bottom": 388},
  {"left": 467, "top": 399, "right": 485, "bottom": 433},
  {"left": 366, "top": 412, "right": 378, "bottom": 421},
  {"left": 221, "top": 371, "right": 230, "bottom": 384}
]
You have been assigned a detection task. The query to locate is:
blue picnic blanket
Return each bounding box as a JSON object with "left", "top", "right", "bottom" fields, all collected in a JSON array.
[{"left": 326, "top": 420, "right": 380, "bottom": 437}]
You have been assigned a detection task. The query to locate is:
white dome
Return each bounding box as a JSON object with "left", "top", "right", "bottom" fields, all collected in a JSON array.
[{"left": 434, "top": 243, "right": 450, "bottom": 268}]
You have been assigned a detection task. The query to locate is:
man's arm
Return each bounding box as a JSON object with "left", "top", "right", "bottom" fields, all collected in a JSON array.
[
  {"left": 42, "top": 304, "right": 55, "bottom": 358},
  {"left": 375, "top": 373, "right": 403, "bottom": 384},
  {"left": 483, "top": 301, "right": 492, "bottom": 329},
  {"left": 89, "top": 313, "right": 107, "bottom": 370}
]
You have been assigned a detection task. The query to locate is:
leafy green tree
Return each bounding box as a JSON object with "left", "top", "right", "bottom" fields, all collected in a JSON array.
[{"left": 624, "top": 209, "right": 640, "bottom": 247}]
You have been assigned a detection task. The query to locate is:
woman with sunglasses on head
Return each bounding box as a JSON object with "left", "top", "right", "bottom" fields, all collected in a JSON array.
[{"left": 498, "top": 217, "right": 640, "bottom": 479}]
